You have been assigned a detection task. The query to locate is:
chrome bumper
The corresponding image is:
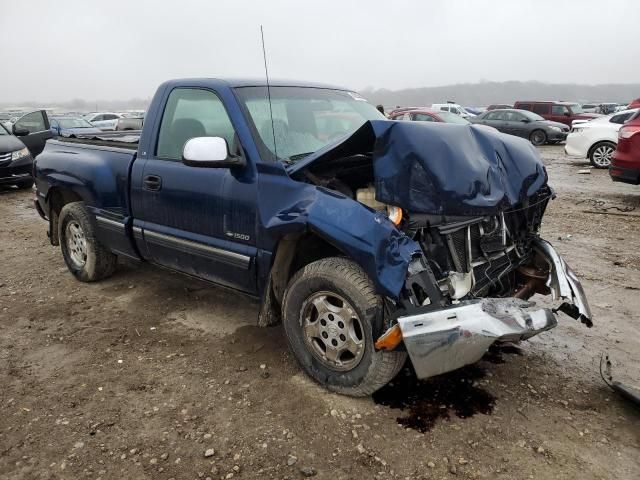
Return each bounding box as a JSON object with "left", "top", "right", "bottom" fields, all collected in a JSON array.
[{"left": 398, "top": 240, "right": 592, "bottom": 380}]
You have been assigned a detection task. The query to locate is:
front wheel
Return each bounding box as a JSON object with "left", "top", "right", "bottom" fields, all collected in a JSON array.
[
  {"left": 529, "top": 129, "right": 547, "bottom": 146},
  {"left": 282, "top": 257, "right": 406, "bottom": 397},
  {"left": 59, "top": 202, "right": 117, "bottom": 282},
  {"left": 589, "top": 141, "right": 616, "bottom": 168}
]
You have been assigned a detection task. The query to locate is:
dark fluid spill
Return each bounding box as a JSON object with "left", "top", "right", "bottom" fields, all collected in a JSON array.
[
  {"left": 373, "top": 364, "right": 495, "bottom": 433},
  {"left": 483, "top": 342, "right": 523, "bottom": 364}
]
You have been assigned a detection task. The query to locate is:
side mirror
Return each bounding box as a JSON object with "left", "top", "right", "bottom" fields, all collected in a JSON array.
[
  {"left": 521, "top": 118, "right": 531, "bottom": 123},
  {"left": 13, "top": 126, "right": 29, "bottom": 136},
  {"left": 182, "top": 137, "right": 244, "bottom": 168},
  {"left": 564, "top": 111, "right": 571, "bottom": 116}
]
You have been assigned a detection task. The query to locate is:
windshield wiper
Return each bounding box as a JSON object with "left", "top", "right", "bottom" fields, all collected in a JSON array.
[{"left": 283, "top": 152, "right": 314, "bottom": 164}]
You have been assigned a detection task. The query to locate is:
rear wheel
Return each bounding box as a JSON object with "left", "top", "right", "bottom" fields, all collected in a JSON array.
[
  {"left": 530, "top": 130, "right": 547, "bottom": 146},
  {"left": 589, "top": 141, "right": 616, "bottom": 168},
  {"left": 282, "top": 257, "right": 406, "bottom": 397},
  {"left": 59, "top": 202, "right": 117, "bottom": 282}
]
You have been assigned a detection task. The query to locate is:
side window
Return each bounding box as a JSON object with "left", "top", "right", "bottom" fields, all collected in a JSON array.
[
  {"left": 92, "top": 115, "right": 103, "bottom": 122},
  {"left": 156, "top": 88, "right": 236, "bottom": 161},
  {"left": 610, "top": 112, "right": 631, "bottom": 124},
  {"left": 450, "top": 107, "right": 460, "bottom": 114},
  {"left": 413, "top": 113, "right": 435, "bottom": 122},
  {"left": 104, "top": 114, "right": 118, "bottom": 120},
  {"left": 533, "top": 104, "right": 550, "bottom": 115},
  {"left": 485, "top": 111, "right": 502, "bottom": 121},
  {"left": 518, "top": 103, "right": 533, "bottom": 111},
  {"left": 551, "top": 105, "right": 568, "bottom": 115},
  {"left": 15, "top": 111, "right": 47, "bottom": 133}
]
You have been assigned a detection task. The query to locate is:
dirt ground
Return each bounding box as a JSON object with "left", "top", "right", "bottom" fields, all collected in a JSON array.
[{"left": 1, "top": 145, "right": 639, "bottom": 480}]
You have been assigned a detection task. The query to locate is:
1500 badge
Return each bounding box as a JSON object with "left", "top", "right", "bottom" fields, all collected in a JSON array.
[{"left": 225, "top": 231, "right": 250, "bottom": 241}]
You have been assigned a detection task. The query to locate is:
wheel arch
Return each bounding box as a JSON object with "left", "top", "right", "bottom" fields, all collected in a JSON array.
[
  {"left": 270, "top": 232, "right": 346, "bottom": 305},
  {"left": 587, "top": 139, "right": 616, "bottom": 157},
  {"left": 46, "top": 186, "right": 85, "bottom": 245}
]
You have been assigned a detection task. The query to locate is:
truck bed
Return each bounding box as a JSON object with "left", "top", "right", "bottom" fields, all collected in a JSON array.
[{"left": 57, "top": 132, "right": 140, "bottom": 151}]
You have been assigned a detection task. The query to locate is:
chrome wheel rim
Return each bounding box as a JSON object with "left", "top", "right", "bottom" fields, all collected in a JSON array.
[
  {"left": 592, "top": 145, "right": 614, "bottom": 167},
  {"left": 301, "top": 291, "right": 365, "bottom": 371},
  {"left": 66, "top": 221, "right": 87, "bottom": 268}
]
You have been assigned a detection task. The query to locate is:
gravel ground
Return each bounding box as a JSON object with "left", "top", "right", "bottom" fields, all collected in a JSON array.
[{"left": 0, "top": 145, "right": 639, "bottom": 480}]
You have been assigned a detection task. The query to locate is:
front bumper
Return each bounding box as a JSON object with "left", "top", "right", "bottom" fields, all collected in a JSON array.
[
  {"left": 0, "top": 155, "right": 34, "bottom": 185},
  {"left": 609, "top": 164, "right": 640, "bottom": 185},
  {"left": 397, "top": 239, "right": 592, "bottom": 380},
  {"left": 548, "top": 130, "right": 568, "bottom": 142}
]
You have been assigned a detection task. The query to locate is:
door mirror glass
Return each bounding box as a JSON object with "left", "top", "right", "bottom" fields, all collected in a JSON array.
[
  {"left": 183, "top": 136, "right": 242, "bottom": 168},
  {"left": 521, "top": 118, "right": 531, "bottom": 123}
]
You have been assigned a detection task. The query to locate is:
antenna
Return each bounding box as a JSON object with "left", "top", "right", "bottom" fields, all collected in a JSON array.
[{"left": 260, "top": 25, "right": 277, "bottom": 160}]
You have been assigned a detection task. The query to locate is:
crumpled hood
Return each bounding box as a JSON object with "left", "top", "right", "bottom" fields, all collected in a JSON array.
[
  {"left": 61, "top": 127, "right": 103, "bottom": 137},
  {"left": 290, "top": 120, "right": 548, "bottom": 216}
]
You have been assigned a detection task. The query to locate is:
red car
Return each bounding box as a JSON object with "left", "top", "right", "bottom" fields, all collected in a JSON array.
[
  {"left": 610, "top": 112, "right": 640, "bottom": 184},
  {"left": 513, "top": 101, "right": 600, "bottom": 126},
  {"left": 388, "top": 108, "right": 470, "bottom": 124}
]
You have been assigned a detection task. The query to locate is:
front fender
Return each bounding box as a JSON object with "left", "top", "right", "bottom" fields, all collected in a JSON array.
[{"left": 259, "top": 177, "right": 420, "bottom": 298}]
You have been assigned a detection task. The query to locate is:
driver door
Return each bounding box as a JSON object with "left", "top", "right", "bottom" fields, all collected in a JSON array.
[
  {"left": 12, "top": 110, "right": 52, "bottom": 157},
  {"left": 131, "top": 87, "right": 258, "bottom": 294}
]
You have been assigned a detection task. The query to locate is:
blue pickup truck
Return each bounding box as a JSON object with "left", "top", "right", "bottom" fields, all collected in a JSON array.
[{"left": 33, "top": 78, "right": 592, "bottom": 396}]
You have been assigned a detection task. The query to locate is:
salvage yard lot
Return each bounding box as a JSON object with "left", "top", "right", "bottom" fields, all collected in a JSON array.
[{"left": 1, "top": 146, "right": 639, "bottom": 479}]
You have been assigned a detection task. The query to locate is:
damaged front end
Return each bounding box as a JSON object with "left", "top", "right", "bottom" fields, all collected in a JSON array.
[
  {"left": 394, "top": 237, "right": 592, "bottom": 380},
  {"left": 291, "top": 120, "right": 593, "bottom": 381}
]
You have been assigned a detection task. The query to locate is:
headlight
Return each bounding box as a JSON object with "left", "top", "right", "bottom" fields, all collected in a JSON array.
[
  {"left": 11, "top": 147, "right": 29, "bottom": 161},
  {"left": 387, "top": 206, "right": 403, "bottom": 225},
  {"left": 548, "top": 126, "right": 561, "bottom": 132}
]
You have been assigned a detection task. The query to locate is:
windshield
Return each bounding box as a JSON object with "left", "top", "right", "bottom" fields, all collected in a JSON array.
[
  {"left": 567, "top": 103, "right": 584, "bottom": 114},
  {"left": 234, "top": 86, "right": 385, "bottom": 162},
  {"left": 521, "top": 110, "right": 545, "bottom": 121},
  {"left": 0, "top": 123, "right": 8, "bottom": 135},
  {"left": 437, "top": 111, "right": 470, "bottom": 124},
  {"left": 56, "top": 118, "right": 95, "bottom": 129}
]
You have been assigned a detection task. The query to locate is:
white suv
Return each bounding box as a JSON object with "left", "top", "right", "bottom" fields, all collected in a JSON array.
[{"left": 431, "top": 103, "right": 475, "bottom": 118}]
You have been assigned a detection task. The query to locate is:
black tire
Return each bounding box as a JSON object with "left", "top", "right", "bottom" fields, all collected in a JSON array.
[
  {"left": 282, "top": 257, "right": 406, "bottom": 396},
  {"left": 16, "top": 179, "right": 34, "bottom": 189},
  {"left": 59, "top": 202, "right": 117, "bottom": 282},
  {"left": 529, "top": 129, "right": 547, "bottom": 146},
  {"left": 589, "top": 141, "right": 616, "bottom": 168}
]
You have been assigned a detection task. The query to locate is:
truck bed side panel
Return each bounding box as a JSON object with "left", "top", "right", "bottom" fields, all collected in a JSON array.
[{"left": 35, "top": 140, "right": 139, "bottom": 259}]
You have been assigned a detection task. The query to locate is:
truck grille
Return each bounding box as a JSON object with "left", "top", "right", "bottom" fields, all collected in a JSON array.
[{"left": 444, "top": 192, "right": 550, "bottom": 297}]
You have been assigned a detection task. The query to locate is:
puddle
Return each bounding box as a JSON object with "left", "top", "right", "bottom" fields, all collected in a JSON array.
[
  {"left": 483, "top": 343, "right": 523, "bottom": 364},
  {"left": 373, "top": 364, "right": 495, "bottom": 433}
]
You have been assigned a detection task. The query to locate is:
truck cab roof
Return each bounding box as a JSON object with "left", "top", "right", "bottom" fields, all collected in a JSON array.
[{"left": 159, "top": 77, "right": 351, "bottom": 91}]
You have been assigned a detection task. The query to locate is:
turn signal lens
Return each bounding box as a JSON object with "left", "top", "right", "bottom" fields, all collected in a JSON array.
[
  {"left": 387, "top": 206, "right": 403, "bottom": 225},
  {"left": 375, "top": 324, "right": 403, "bottom": 351}
]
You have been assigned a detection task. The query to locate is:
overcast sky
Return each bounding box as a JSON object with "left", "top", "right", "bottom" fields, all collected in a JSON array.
[{"left": 1, "top": 0, "right": 638, "bottom": 103}]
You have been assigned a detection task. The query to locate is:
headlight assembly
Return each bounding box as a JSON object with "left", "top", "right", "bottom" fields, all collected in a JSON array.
[{"left": 11, "top": 147, "right": 29, "bottom": 161}]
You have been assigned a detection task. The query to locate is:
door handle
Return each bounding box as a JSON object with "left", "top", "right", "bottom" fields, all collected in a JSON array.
[{"left": 143, "top": 175, "right": 162, "bottom": 191}]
